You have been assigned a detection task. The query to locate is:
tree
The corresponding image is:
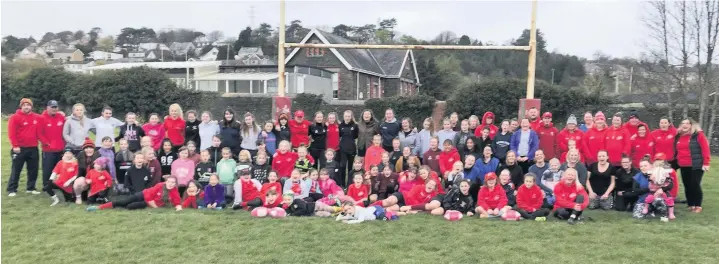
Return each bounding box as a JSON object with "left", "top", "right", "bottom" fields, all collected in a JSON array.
[
  {"left": 56, "top": 31, "right": 74, "bottom": 44},
  {"left": 352, "top": 24, "right": 376, "bottom": 44},
  {"left": 286, "top": 20, "right": 309, "bottom": 42},
  {"left": 40, "top": 32, "right": 56, "bottom": 43},
  {"left": 157, "top": 29, "right": 204, "bottom": 44},
  {"left": 88, "top": 27, "right": 102, "bottom": 47},
  {"left": 458, "top": 35, "right": 471, "bottom": 45},
  {"left": 416, "top": 56, "right": 445, "bottom": 100},
  {"left": 1, "top": 35, "right": 34, "bottom": 56},
  {"left": 432, "top": 31, "right": 457, "bottom": 45},
  {"left": 9, "top": 68, "right": 78, "bottom": 110},
  {"left": 378, "top": 18, "right": 398, "bottom": 41},
  {"left": 116, "top": 27, "right": 157, "bottom": 46},
  {"left": 332, "top": 24, "right": 355, "bottom": 39},
  {"left": 73, "top": 30, "right": 85, "bottom": 41},
  {"left": 512, "top": 29, "right": 547, "bottom": 53},
  {"left": 234, "top": 27, "right": 254, "bottom": 52},
  {"left": 206, "top": 30, "right": 224, "bottom": 42},
  {"left": 97, "top": 36, "right": 115, "bottom": 52}
]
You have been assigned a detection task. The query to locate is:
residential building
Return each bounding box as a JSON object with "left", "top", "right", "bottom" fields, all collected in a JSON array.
[
  {"left": 89, "top": 51, "right": 123, "bottom": 61},
  {"left": 86, "top": 61, "right": 221, "bottom": 89},
  {"left": 52, "top": 49, "right": 84, "bottom": 62},
  {"left": 145, "top": 49, "right": 173, "bottom": 61},
  {"left": 199, "top": 47, "right": 219, "bottom": 61},
  {"left": 235, "top": 47, "right": 273, "bottom": 65},
  {"left": 17, "top": 45, "right": 48, "bottom": 60},
  {"left": 40, "top": 39, "right": 68, "bottom": 53},
  {"left": 169, "top": 42, "right": 196, "bottom": 56},
  {"left": 285, "top": 29, "right": 420, "bottom": 100},
  {"left": 127, "top": 50, "right": 146, "bottom": 59},
  {"left": 137, "top": 43, "right": 170, "bottom": 52},
  {"left": 193, "top": 36, "right": 212, "bottom": 48}
]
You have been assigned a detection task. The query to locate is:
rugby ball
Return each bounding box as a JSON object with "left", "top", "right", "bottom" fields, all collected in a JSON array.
[
  {"left": 251, "top": 207, "right": 269, "bottom": 218},
  {"left": 501, "top": 210, "right": 521, "bottom": 221},
  {"left": 443, "top": 210, "right": 463, "bottom": 222},
  {"left": 268, "top": 207, "right": 287, "bottom": 218}
]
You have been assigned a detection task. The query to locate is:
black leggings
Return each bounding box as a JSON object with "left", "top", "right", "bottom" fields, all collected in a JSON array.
[
  {"left": 680, "top": 167, "right": 704, "bottom": 207},
  {"left": 338, "top": 151, "right": 355, "bottom": 188},
  {"left": 88, "top": 189, "right": 110, "bottom": 204},
  {"left": 234, "top": 197, "right": 262, "bottom": 210},
  {"left": 614, "top": 194, "right": 637, "bottom": 212},
  {"left": 45, "top": 182, "right": 73, "bottom": 201},
  {"left": 110, "top": 192, "right": 148, "bottom": 210},
  {"left": 309, "top": 148, "right": 325, "bottom": 167},
  {"left": 554, "top": 194, "right": 585, "bottom": 219},
  {"left": 516, "top": 208, "right": 550, "bottom": 219}
]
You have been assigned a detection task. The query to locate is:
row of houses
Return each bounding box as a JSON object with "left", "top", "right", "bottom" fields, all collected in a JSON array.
[{"left": 85, "top": 29, "right": 421, "bottom": 101}]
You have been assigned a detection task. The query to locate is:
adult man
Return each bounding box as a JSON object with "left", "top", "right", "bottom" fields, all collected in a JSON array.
[
  {"left": 7, "top": 98, "right": 42, "bottom": 196},
  {"left": 39, "top": 100, "right": 66, "bottom": 192},
  {"left": 527, "top": 107, "right": 542, "bottom": 131},
  {"left": 536, "top": 112, "right": 559, "bottom": 160}
]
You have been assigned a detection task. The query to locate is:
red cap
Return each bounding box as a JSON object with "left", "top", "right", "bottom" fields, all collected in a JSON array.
[
  {"left": 654, "top": 152, "right": 667, "bottom": 161},
  {"left": 294, "top": 110, "right": 304, "bottom": 118},
  {"left": 542, "top": 112, "right": 552, "bottom": 119},
  {"left": 484, "top": 172, "right": 497, "bottom": 182}
]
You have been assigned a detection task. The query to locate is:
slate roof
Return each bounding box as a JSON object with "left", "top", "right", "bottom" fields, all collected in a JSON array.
[
  {"left": 315, "top": 30, "right": 387, "bottom": 76},
  {"left": 371, "top": 49, "right": 407, "bottom": 77}
]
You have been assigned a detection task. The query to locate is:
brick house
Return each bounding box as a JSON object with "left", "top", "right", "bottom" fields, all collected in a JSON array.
[{"left": 286, "top": 29, "right": 420, "bottom": 100}]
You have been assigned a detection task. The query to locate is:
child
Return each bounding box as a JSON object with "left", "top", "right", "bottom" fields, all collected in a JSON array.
[
  {"left": 250, "top": 189, "right": 282, "bottom": 210},
  {"left": 253, "top": 139, "right": 268, "bottom": 165},
  {"left": 142, "top": 147, "right": 163, "bottom": 185},
  {"left": 560, "top": 139, "right": 584, "bottom": 163},
  {"left": 373, "top": 179, "right": 439, "bottom": 214},
  {"left": 281, "top": 192, "right": 340, "bottom": 217},
  {"left": 418, "top": 166, "right": 445, "bottom": 194},
  {"left": 398, "top": 167, "right": 419, "bottom": 194},
  {"left": 294, "top": 145, "right": 314, "bottom": 174},
  {"left": 232, "top": 168, "right": 262, "bottom": 209},
  {"left": 283, "top": 169, "right": 310, "bottom": 200},
  {"left": 643, "top": 167, "right": 675, "bottom": 221},
  {"left": 552, "top": 168, "right": 589, "bottom": 224},
  {"left": 347, "top": 173, "right": 369, "bottom": 206},
  {"left": 305, "top": 169, "right": 323, "bottom": 201},
  {"left": 157, "top": 139, "right": 177, "bottom": 178},
  {"left": 365, "top": 165, "right": 380, "bottom": 191},
  {"left": 445, "top": 161, "right": 465, "bottom": 189},
  {"left": 47, "top": 148, "right": 78, "bottom": 206},
  {"left": 320, "top": 149, "right": 341, "bottom": 186},
  {"left": 195, "top": 150, "right": 215, "bottom": 186},
  {"left": 373, "top": 166, "right": 399, "bottom": 201},
  {"left": 117, "top": 112, "right": 145, "bottom": 152},
  {"left": 499, "top": 169, "right": 516, "bottom": 207},
  {"left": 388, "top": 138, "right": 402, "bottom": 170},
  {"left": 124, "top": 153, "right": 151, "bottom": 193},
  {"left": 114, "top": 139, "right": 134, "bottom": 193},
  {"left": 260, "top": 172, "right": 282, "bottom": 196},
  {"left": 439, "top": 180, "right": 475, "bottom": 217},
  {"left": 97, "top": 137, "right": 117, "bottom": 183},
  {"left": 272, "top": 140, "right": 299, "bottom": 179},
  {"left": 140, "top": 136, "right": 153, "bottom": 151},
  {"left": 364, "top": 135, "right": 385, "bottom": 172},
  {"left": 260, "top": 121, "right": 277, "bottom": 156},
  {"left": 186, "top": 141, "right": 200, "bottom": 164},
  {"left": 217, "top": 147, "right": 237, "bottom": 193},
  {"left": 336, "top": 200, "right": 398, "bottom": 224},
  {"left": 478, "top": 127, "right": 493, "bottom": 151},
  {"left": 77, "top": 138, "right": 99, "bottom": 177},
  {"left": 203, "top": 174, "right": 225, "bottom": 209},
  {"left": 439, "top": 139, "right": 461, "bottom": 178},
  {"left": 351, "top": 158, "right": 366, "bottom": 183},
  {"left": 236, "top": 149, "right": 253, "bottom": 172},
  {"left": 437, "top": 118, "right": 458, "bottom": 148},
  {"left": 454, "top": 119, "right": 472, "bottom": 152},
  {"left": 172, "top": 146, "right": 196, "bottom": 195},
  {"left": 142, "top": 113, "right": 166, "bottom": 151},
  {"left": 182, "top": 180, "right": 203, "bottom": 209},
  {"left": 206, "top": 135, "right": 223, "bottom": 164},
  {"left": 539, "top": 158, "right": 563, "bottom": 206},
  {"left": 516, "top": 173, "right": 549, "bottom": 221},
  {"left": 251, "top": 152, "right": 271, "bottom": 183},
  {"left": 318, "top": 168, "right": 344, "bottom": 197},
  {"left": 87, "top": 176, "right": 182, "bottom": 211},
  {"left": 394, "top": 147, "right": 414, "bottom": 173},
  {"left": 475, "top": 172, "right": 510, "bottom": 218},
  {"left": 85, "top": 157, "right": 113, "bottom": 204},
  {"left": 377, "top": 152, "right": 392, "bottom": 173}
]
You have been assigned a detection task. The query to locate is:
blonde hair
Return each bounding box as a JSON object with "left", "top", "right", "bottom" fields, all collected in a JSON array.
[
  {"left": 72, "top": 103, "right": 86, "bottom": 127},
  {"left": 650, "top": 167, "right": 668, "bottom": 185},
  {"left": 343, "top": 110, "right": 356, "bottom": 124},
  {"left": 169, "top": 103, "right": 184, "bottom": 119},
  {"left": 238, "top": 150, "right": 251, "bottom": 162}
]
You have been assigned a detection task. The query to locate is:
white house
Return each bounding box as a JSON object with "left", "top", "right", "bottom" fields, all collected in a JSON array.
[
  {"left": 17, "top": 45, "right": 48, "bottom": 60},
  {"left": 63, "top": 61, "right": 96, "bottom": 73},
  {"left": 137, "top": 43, "right": 170, "bottom": 51},
  {"left": 169, "top": 42, "right": 196, "bottom": 55},
  {"left": 128, "top": 50, "right": 146, "bottom": 59},
  {"left": 199, "top": 47, "right": 219, "bottom": 61},
  {"left": 40, "top": 39, "right": 68, "bottom": 53},
  {"left": 87, "top": 61, "right": 222, "bottom": 89},
  {"left": 89, "top": 51, "right": 123, "bottom": 60}
]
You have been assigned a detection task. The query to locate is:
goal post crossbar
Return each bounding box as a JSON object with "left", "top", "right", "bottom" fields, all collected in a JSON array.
[{"left": 283, "top": 43, "right": 530, "bottom": 51}]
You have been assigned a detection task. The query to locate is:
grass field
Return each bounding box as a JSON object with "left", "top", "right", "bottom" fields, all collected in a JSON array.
[{"left": 1, "top": 121, "right": 718, "bottom": 264}]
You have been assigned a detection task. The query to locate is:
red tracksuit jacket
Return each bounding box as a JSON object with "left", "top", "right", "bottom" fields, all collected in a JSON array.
[
  {"left": 272, "top": 151, "right": 299, "bottom": 178},
  {"left": 261, "top": 182, "right": 282, "bottom": 196},
  {"left": 582, "top": 126, "right": 608, "bottom": 164},
  {"left": 164, "top": 116, "right": 186, "bottom": 146},
  {"left": 536, "top": 123, "right": 560, "bottom": 159},
  {"left": 347, "top": 184, "right": 369, "bottom": 202},
  {"left": 557, "top": 128, "right": 584, "bottom": 159},
  {"left": 604, "top": 126, "right": 631, "bottom": 166},
  {"left": 516, "top": 184, "right": 544, "bottom": 212},
  {"left": 402, "top": 184, "right": 438, "bottom": 206},
  {"left": 39, "top": 110, "right": 66, "bottom": 152},
  {"left": 86, "top": 169, "right": 112, "bottom": 197},
  {"left": 240, "top": 179, "right": 261, "bottom": 201},
  {"left": 326, "top": 123, "right": 340, "bottom": 150},
  {"left": 630, "top": 133, "right": 654, "bottom": 167},
  {"left": 474, "top": 112, "right": 498, "bottom": 139},
  {"left": 651, "top": 127, "right": 677, "bottom": 161},
  {"left": 143, "top": 183, "right": 182, "bottom": 207},
  {"left": 289, "top": 120, "right": 311, "bottom": 148},
  {"left": 364, "top": 145, "right": 385, "bottom": 171},
  {"left": 8, "top": 109, "right": 41, "bottom": 148},
  {"left": 438, "top": 148, "right": 460, "bottom": 176},
  {"left": 413, "top": 171, "right": 445, "bottom": 194},
  {"left": 477, "top": 185, "right": 508, "bottom": 210},
  {"left": 553, "top": 181, "right": 589, "bottom": 211}
]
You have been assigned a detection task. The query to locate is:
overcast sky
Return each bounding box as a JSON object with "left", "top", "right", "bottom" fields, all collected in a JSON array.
[{"left": 1, "top": 0, "right": 644, "bottom": 59}]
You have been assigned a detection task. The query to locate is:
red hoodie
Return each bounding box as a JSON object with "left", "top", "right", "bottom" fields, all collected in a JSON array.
[
  {"left": 516, "top": 184, "right": 544, "bottom": 212},
  {"left": 477, "top": 185, "right": 508, "bottom": 210},
  {"left": 364, "top": 145, "right": 385, "bottom": 171},
  {"left": 582, "top": 126, "right": 608, "bottom": 164},
  {"left": 651, "top": 127, "right": 677, "bottom": 161},
  {"left": 86, "top": 169, "right": 112, "bottom": 197},
  {"left": 623, "top": 121, "right": 642, "bottom": 137},
  {"left": 414, "top": 171, "right": 445, "bottom": 194},
  {"left": 402, "top": 184, "right": 438, "bottom": 206},
  {"left": 438, "top": 148, "right": 460, "bottom": 176},
  {"left": 530, "top": 118, "right": 543, "bottom": 131},
  {"left": 260, "top": 182, "right": 282, "bottom": 195},
  {"left": 630, "top": 132, "right": 654, "bottom": 168},
  {"left": 272, "top": 151, "right": 299, "bottom": 178},
  {"left": 474, "top": 112, "right": 499, "bottom": 139},
  {"left": 143, "top": 182, "right": 181, "bottom": 207},
  {"left": 347, "top": 183, "right": 369, "bottom": 202},
  {"left": 604, "top": 125, "right": 631, "bottom": 165},
  {"left": 8, "top": 109, "right": 41, "bottom": 148},
  {"left": 326, "top": 123, "right": 340, "bottom": 150},
  {"left": 552, "top": 180, "right": 589, "bottom": 211},
  {"left": 142, "top": 123, "right": 166, "bottom": 150},
  {"left": 536, "top": 122, "right": 560, "bottom": 159},
  {"left": 39, "top": 110, "right": 66, "bottom": 152},
  {"left": 240, "top": 179, "right": 261, "bottom": 201},
  {"left": 164, "top": 116, "right": 186, "bottom": 146},
  {"left": 557, "top": 128, "right": 584, "bottom": 158},
  {"left": 289, "top": 119, "right": 311, "bottom": 148},
  {"left": 676, "top": 131, "right": 711, "bottom": 168}
]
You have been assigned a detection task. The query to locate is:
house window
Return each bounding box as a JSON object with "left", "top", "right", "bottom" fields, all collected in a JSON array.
[
  {"left": 332, "top": 73, "right": 339, "bottom": 99},
  {"left": 306, "top": 48, "right": 326, "bottom": 57}
]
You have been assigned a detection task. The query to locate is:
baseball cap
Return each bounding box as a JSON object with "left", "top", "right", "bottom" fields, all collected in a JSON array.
[
  {"left": 294, "top": 110, "right": 305, "bottom": 118},
  {"left": 47, "top": 100, "right": 59, "bottom": 108},
  {"left": 237, "top": 168, "right": 251, "bottom": 176},
  {"left": 654, "top": 152, "right": 667, "bottom": 161},
  {"left": 484, "top": 172, "right": 497, "bottom": 182},
  {"left": 542, "top": 112, "right": 552, "bottom": 119}
]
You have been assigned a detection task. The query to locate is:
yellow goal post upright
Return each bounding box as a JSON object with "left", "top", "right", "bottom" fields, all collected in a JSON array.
[{"left": 275, "top": 0, "right": 540, "bottom": 119}]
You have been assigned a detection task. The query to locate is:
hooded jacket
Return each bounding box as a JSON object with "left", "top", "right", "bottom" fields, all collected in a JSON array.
[
  {"left": 536, "top": 122, "right": 559, "bottom": 159},
  {"left": 319, "top": 178, "right": 344, "bottom": 197},
  {"left": 552, "top": 178, "right": 589, "bottom": 211},
  {"left": 143, "top": 182, "right": 181, "bottom": 208},
  {"left": 438, "top": 148, "right": 461, "bottom": 176},
  {"left": 289, "top": 119, "right": 311, "bottom": 148},
  {"left": 416, "top": 129, "right": 433, "bottom": 157},
  {"left": 184, "top": 119, "right": 201, "bottom": 147},
  {"left": 9, "top": 109, "right": 42, "bottom": 149},
  {"left": 91, "top": 116, "right": 124, "bottom": 147},
  {"left": 142, "top": 122, "right": 166, "bottom": 151},
  {"left": 516, "top": 184, "right": 544, "bottom": 212},
  {"left": 604, "top": 125, "right": 631, "bottom": 165},
  {"left": 651, "top": 126, "right": 677, "bottom": 161},
  {"left": 474, "top": 112, "right": 499, "bottom": 139},
  {"left": 357, "top": 119, "right": 379, "bottom": 151},
  {"left": 442, "top": 187, "right": 475, "bottom": 213},
  {"left": 462, "top": 164, "right": 483, "bottom": 183},
  {"left": 272, "top": 151, "right": 299, "bottom": 178},
  {"left": 116, "top": 123, "right": 146, "bottom": 152},
  {"left": 557, "top": 128, "right": 584, "bottom": 158},
  {"left": 163, "top": 116, "right": 186, "bottom": 146},
  {"left": 403, "top": 184, "right": 438, "bottom": 206},
  {"left": 338, "top": 121, "right": 359, "bottom": 154},
  {"left": 198, "top": 121, "right": 220, "bottom": 151},
  {"left": 63, "top": 115, "right": 92, "bottom": 150},
  {"left": 86, "top": 169, "right": 112, "bottom": 197},
  {"left": 203, "top": 183, "right": 225, "bottom": 206},
  {"left": 364, "top": 145, "right": 385, "bottom": 171},
  {"left": 630, "top": 132, "right": 654, "bottom": 167},
  {"left": 492, "top": 131, "right": 512, "bottom": 161},
  {"left": 422, "top": 148, "right": 442, "bottom": 175},
  {"left": 582, "top": 125, "right": 608, "bottom": 164},
  {"left": 398, "top": 128, "right": 419, "bottom": 155},
  {"left": 477, "top": 185, "right": 507, "bottom": 210},
  {"left": 379, "top": 118, "right": 401, "bottom": 149},
  {"left": 38, "top": 110, "right": 66, "bottom": 152}
]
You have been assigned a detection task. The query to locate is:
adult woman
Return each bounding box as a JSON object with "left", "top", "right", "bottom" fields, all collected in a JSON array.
[
  {"left": 557, "top": 114, "right": 584, "bottom": 160},
  {"left": 586, "top": 150, "right": 616, "bottom": 210},
  {"left": 497, "top": 150, "right": 523, "bottom": 188},
  {"left": 416, "top": 117, "right": 434, "bottom": 159},
  {"left": 651, "top": 117, "right": 677, "bottom": 165},
  {"left": 475, "top": 145, "right": 499, "bottom": 185},
  {"left": 398, "top": 118, "right": 419, "bottom": 156},
  {"left": 614, "top": 156, "right": 639, "bottom": 212},
  {"left": 605, "top": 113, "right": 631, "bottom": 166},
  {"left": 674, "top": 119, "right": 711, "bottom": 213},
  {"left": 623, "top": 158, "right": 671, "bottom": 219},
  {"left": 87, "top": 176, "right": 182, "bottom": 211},
  {"left": 380, "top": 109, "right": 401, "bottom": 152},
  {"left": 582, "top": 112, "right": 608, "bottom": 164},
  {"left": 63, "top": 103, "right": 91, "bottom": 153},
  {"left": 289, "top": 110, "right": 311, "bottom": 149},
  {"left": 338, "top": 110, "right": 359, "bottom": 187},
  {"left": 460, "top": 136, "right": 481, "bottom": 161},
  {"left": 510, "top": 118, "right": 539, "bottom": 173},
  {"left": 560, "top": 149, "right": 588, "bottom": 187},
  {"left": 184, "top": 110, "right": 201, "bottom": 148},
  {"left": 240, "top": 112, "right": 261, "bottom": 157},
  {"left": 219, "top": 108, "right": 242, "bottom": 156},
  {"left": 164, "top": 103, "right": 186, "bottom": 150},
  {"left": 630, "top": 124, "right": 654, "bottom": 168},
  {"left": 90, "top": 106, "right": 123, "bottom": 147},
  {"left": 552, "top": 168, "right": 589, "bottom": 224},
  {"left": 578, "top": 111, "right": 594, "bottom": 132},
  {"left": 357, "top": 109, "right": 378, "bottom": 157},
  {"left": 308, "top": 111, "right": 328, "bottom": 163},
  {"left": 198, "top": 111, "right": 220, "bottom": 151}
]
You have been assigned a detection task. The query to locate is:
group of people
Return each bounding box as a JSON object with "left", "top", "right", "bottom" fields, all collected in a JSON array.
[{"left": 7, "top": 97, "right": 711, "bottom": 224}]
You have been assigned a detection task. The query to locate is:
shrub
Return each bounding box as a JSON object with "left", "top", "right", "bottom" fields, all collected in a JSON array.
[{"left": 365, "top": 95, "right": 436, "bottom": 124}]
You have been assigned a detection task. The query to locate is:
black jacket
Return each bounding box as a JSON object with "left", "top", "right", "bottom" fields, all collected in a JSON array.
[
  {"left": 125, "top": 165, "right": 151, "bottom": 193},
  {"left": 115, "top": 123, "right": 145, "bottom": 152},
  {"left": 220, "top": 121, "right": 241, "bottom": 152},
  {"left": 251, "top": 163, "right": 271, "bottom": 183},
  {"left": 338, "top": 121, "right": 359, "bottom": 154},
  {"left": 276, "top": 124, "right": 291, "bottom": 145},
  {"left": 206, "top": 146, "right": 222, "bottom": 164},
  {"left": 497, "top": 163, "right": 524, "bottom": 188},
  {"left": 615, "top": 167, "right": 639, "bottom": 192},
  {"left": 502, "top": 183, "right": 516, "bottom": 206},
  {"left": 442, "top": 188, "right": 475, "bottom": 213},
  {"left": 195, "top": 161, "right": 215, "bottom": 183},
  {"left": 379, "top": 120, "right": 401, "bottom": 148},
  {"left": 285, "top": 199, "right": 316, "bottom": 216},
  {"left": 184, "top": 119, "right": 201, "bottom": 147},
  {"left": 157, "top": 150, "right": 177, "bottom": 175},
  {"left": 78, "top": 151, "right": 100, "bottom": 177},
  {"left": 492, "top": 132, "right": 512, "bottom": 160},
  {"left": 309, "top": 123, "right": 327, "bottom": 150}
]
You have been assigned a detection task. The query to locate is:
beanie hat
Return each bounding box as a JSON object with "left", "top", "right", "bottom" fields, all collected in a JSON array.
[
  {"left": 19, "top": 98, "right": 33, "bottom": 107},
  {"left": 594, "top": 111, "right": 606, "bottom": 122},
  {"left": 628, "top": 111, "right": 639, "bottom": 120},
  {"left": 93, "top": 157, "right": 108, "bottom": 168},
  {"left": 64, "top": 147, "right": 73, "bottom": 153},
  {"left": 282, "top": 192, "right": 294, "bottom": 199},
  {"left": 82, "top": 138, "right": 95, "bottom": 150},
  {"left": 567, "top": 114, "right": 578, "bottom": 125}
]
